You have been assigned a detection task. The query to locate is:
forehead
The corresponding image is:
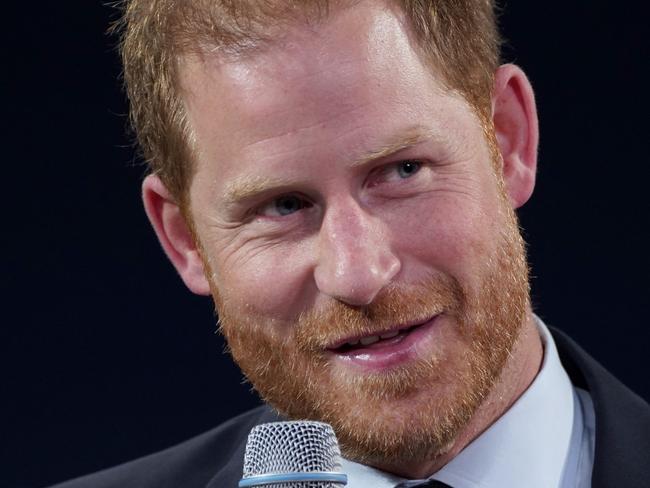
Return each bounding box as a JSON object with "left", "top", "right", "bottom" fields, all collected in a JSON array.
[
  {"left": 181, "top": 3, "right": 434, "bottom": 104},
  {"left": 178, "top": 0, "right": 476, "bottom": 194}
]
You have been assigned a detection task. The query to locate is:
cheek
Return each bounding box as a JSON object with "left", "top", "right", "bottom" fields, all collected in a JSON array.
[
  {"left": 387, "top": 190, "right": 501, "bottom": 283},
  {"left": 210, "top": 237, "right": 316, "bottom": 322}
]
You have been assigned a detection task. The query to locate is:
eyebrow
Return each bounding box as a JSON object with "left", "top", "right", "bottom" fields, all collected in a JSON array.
[
  {"left": 222, "top": 175, "right": 297, "bottom": 207},
  {"left": 221, "top": 125, "right": 436, "bottom": 206},
  {"left": 349, "top": 126, "right": 437, "bottom": 168}
]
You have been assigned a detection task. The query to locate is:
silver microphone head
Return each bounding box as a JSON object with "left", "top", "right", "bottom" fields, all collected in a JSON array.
[{"left": 239, "top": 420, "right": 348, "bottom": 487}]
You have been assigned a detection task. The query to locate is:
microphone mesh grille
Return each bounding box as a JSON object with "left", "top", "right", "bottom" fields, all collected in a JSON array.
[{"left": 242, "top": 421, "right": 344, "bottom": 487}]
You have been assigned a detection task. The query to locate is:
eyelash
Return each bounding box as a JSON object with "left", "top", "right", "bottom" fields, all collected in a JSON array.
[
  {"left": 369, "top": 159, "right": 423, "bottom": 186},
  {"left": 257, "top": 194, "right": 313, "bottom": 219}
]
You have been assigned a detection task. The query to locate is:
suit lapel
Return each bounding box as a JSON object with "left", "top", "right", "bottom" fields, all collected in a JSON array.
[{"left": 550, "top": 327, "right": 650, "bottom": 488}]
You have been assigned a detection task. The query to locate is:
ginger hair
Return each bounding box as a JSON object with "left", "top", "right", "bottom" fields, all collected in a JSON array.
[{"left": 113, "top": 0, "right": 501, "bottom": 209}]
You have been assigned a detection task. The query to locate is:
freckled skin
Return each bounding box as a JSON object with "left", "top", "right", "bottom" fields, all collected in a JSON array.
[{"left": 148, "top": 0, "right": 543, "bottom": 478}]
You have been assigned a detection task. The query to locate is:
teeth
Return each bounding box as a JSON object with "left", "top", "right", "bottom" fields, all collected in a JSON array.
[
  {"left": 380, "top": 331, "right": 399, "bottom": 339},
  {"left": 343, "top": 330, "right": 401, "bottom": 348},
  {"left": 359, "top": 335, "right": 380, "bottom": 346}
]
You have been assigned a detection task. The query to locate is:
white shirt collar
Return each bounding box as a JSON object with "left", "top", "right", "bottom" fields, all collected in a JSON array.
[{"left": 341, "top": 317, "right": 578, "bottom": 488}]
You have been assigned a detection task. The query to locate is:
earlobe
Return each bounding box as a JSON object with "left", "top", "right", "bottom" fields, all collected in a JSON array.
[
  {"left": 142, "top": 175, "right": 212, "bottom": 296},
  {"left": 491, "top": 64, "right": 539, "bottom": 209}
]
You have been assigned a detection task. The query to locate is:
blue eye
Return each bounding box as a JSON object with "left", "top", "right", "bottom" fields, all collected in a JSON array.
[
  {"left": 272, "top": 195, "right": 310, "bottom": 216},
  {"left": 397, "top": 160, "right": 421, "bottom": 178}
]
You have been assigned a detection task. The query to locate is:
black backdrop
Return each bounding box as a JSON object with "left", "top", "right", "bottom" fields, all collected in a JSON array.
[{"left": 3, "top": 2, "right": 649, "bottom": 487}]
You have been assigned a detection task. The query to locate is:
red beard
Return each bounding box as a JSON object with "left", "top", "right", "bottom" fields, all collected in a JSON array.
[{"left": 215, "top": 199, "right": 529, "bottom": 468}]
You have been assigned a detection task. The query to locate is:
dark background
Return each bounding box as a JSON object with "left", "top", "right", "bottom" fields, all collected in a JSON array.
[{"left": 3, "top": 2, "right": 648, "bottom": 487}]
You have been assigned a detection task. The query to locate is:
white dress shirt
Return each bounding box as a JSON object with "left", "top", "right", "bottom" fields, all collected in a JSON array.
[{"left": 340, "top": 317, "right": 596, "bottom": 488}]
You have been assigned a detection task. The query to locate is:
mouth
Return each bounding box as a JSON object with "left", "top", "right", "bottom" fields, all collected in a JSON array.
[
  {"left": 327, "top": 321, "right": 427, "bottom": 352},
  {"left": 325, "top": 314, "right": 442, "bottom": 369}
]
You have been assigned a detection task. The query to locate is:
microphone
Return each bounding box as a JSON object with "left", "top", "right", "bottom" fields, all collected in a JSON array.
[{"left": 239, "top": 420, "right": 348, "bottom": 487}]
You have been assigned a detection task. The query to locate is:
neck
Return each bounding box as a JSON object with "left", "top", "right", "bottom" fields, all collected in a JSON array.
[{"left": 378, "top": 309, "right": 544, "bottom": 479}]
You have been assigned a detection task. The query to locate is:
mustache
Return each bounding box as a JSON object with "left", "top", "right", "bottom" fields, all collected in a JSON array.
[{"left": 294, "top": 275, "right": 464, "bottom": 352}]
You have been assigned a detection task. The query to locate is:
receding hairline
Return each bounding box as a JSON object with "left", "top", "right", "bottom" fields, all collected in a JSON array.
[
  {"left": 168, "top": 0, "right": 354, "bottom": 61},
  {"left": 173, "top": 0, "right": 425, "bottom": 79}
]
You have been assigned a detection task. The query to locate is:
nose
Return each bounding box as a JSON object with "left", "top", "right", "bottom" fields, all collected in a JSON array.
[{"left": 314, "top": 199, "right": 401, "bottom": 306}]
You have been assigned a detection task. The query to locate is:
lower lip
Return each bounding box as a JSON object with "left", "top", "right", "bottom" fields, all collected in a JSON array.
[{"left": 328, "top": 315, "right": 441, "bottom": 371}]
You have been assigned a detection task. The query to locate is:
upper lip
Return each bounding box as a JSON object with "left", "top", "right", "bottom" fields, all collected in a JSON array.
[{"left": 325, "top": 314, "right": 439, "bottom": 350}]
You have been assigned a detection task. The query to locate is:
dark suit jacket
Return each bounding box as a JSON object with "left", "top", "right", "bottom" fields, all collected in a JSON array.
[{"left": 50, "top": 328, "right": 650, "bottom": 488}]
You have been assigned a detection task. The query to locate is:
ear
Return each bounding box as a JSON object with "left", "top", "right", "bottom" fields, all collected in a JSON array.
[
  {"left": 142, "top": 175, "right": 211, "bottom": 296},
  {"left": 492, "top": 64, "right": 539, "bottom": 208}
]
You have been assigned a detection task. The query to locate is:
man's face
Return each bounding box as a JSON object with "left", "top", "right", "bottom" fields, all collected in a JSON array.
[{"left": 180, "top": 0, "right": 529, "bottom": 469}]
